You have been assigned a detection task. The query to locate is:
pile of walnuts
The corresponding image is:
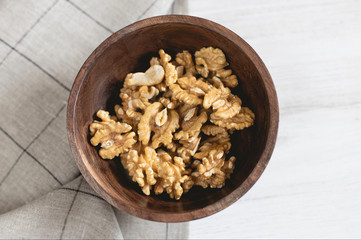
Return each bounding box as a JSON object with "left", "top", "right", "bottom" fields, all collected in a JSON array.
[{"left": 89, "top": 47, "right": 255, "bottom": 200}]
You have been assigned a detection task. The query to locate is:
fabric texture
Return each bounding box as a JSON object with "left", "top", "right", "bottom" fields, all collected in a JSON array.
[{"left": 0, "top": 0, "right": 188, "bottom": 239}]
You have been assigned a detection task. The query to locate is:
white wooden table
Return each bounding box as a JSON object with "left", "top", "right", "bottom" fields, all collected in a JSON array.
[{"left": 187, "top": 0, "right": 361, "bottom": 238}]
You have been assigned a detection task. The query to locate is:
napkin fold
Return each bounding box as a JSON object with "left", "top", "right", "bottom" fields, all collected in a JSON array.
[{"left": 0, "top": 0, "right": 188, "bottom": 239}]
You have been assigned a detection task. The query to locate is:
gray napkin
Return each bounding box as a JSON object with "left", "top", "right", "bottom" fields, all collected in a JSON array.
[{"left": 0, "top": 0, "right": 188, "bottom": 239}]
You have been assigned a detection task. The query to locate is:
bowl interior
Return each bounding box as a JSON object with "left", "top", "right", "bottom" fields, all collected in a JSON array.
[{"left": 71, "top": 20, "right": 272, "bottom": 220}]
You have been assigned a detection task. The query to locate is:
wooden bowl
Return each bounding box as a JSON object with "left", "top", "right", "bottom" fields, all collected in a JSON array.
[{"left": 67, "top": 15, "right": 279, "bottom": 222}]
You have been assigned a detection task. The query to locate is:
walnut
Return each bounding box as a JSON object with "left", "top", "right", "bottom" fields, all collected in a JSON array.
[
  {"left": 155, "top": 108, "right": 168, "bottom": 127},
  {"left": 159, "top": 49, "right": 177, "bottom": 85},
  {"left": 192, "top": 152, "right": 236, "bottom": 188},
  {"left": 203, "top": 84, "right": 231, "bottom": 109},
  {"left": 177, "top": 76, "right": 211, "bottom": 95},
  {"left": 90, "top": 110, "right": 137, "bottom": 159},
  {"left": 163, "top": 88, "right": 173, "bottom": 98},
  {"left": 194, "top": 131, "right": 231, "bottom": 160},
  {"left": 201, "top": 124, "right": 228, "bottom": 136},
  {"left": 183, "top": 107, "right": 196, "bottom": 121},
  {"left": 177, "top": 136, "right": 201, "bottom": 164},
  {"left": 195, "top": 47, "right": 228, "bottom": 78},
  {"left": 137, "top": 102, "right": 180, "bottom": 149},
  {"left": 115, "top": 86, "right": 158, "bottom": 129},
  {"left": 139, "top": 85, "right": 159, "bottom": 99},
  {"left": 124, "top": 65, "right": 164, "bottom": 87},
  {"left": 175, "top": 50, "right": 197, "bottom": 77},
  {"left": 114, "top": 104, "right": 138, "bottom": 129},
  {"left": 155, "top": 82, "right": 167, "bottom": 92},
  {"left": 178, "top": 104, "right": 197, "bottom": 120},
  {"left": 192, "top": 130, "right": 233, "bottom": 188},
  {"left": 118, "top": 87, "right": 148, "bottom": 118},
  {"left": 174, "top": 109, "right": 208, "bottom": 141},
  {"left": 222, "top": 156, "right": 236, "bottom": 179},
  {"left": 120, "top": 145, "right": 159, "bottom": 195},
  {"left": 195, "top": 47, "right": 238, "bottom": 88},
  {"left": 150, "top": 57, "right": 160, "bottom": 66},
  {"left": 208, "top": 76, "right": 223, "bottom": 88},
  {"left": 169, "top": 76, "right": 211, "bottom": 106},
  {"left": 159, "top": 97, "right": 179, "bottom": 109},
  {"left": 176, "top": 65, "right": 185, "bottom": 78},
  {"left": 138, "top": 102, "right": 163, "bottom": 145},
  {"left": 154, "top": 151, "right": 193, "bottom": 200},
  {"left": 210, "top": 107, "right": 255, "bottom": 130},
  {"left": 203, "top": 83, "right": 242, "bottom": 119},
  {"left": 169, "top": 83, "right": 203, "bottom": 106},
  {"left": 121, "top": 147, "right": 193, "bottom": 200},
  {"left": 211, "top": 94, "right": 242, "bottom": 119},
  {"left": 216, "top": 69, "right": 238, "bottom": 88},
  {"left": 151, "top": 109, "right": 180, "bottom": 150}
]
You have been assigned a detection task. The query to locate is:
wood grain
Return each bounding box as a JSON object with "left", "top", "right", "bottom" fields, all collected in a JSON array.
[
  {"left": 67, "top": 15, "right": 278, "bottom": 222},
  {"left": 186, "top": 0, "right": 361, "bottom": 238}
]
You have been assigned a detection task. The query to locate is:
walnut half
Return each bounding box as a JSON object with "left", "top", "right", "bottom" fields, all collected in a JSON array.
[{"left": 89, "top": 110, "right": 137, "bottom": 159}]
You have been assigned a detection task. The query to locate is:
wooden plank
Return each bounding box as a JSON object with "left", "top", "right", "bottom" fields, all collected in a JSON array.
[{"left": 187, "top": 0, "right": 361, "bottom": 238}]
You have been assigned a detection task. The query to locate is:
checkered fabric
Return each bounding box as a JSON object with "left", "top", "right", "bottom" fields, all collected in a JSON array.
[{"left": 0, "top": 0, "right": 188, "bottom": 239}]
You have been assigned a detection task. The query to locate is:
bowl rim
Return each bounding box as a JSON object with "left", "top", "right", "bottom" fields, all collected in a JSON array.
[{"left": 67, "top": 15, "right": 279, "bottom": 222}]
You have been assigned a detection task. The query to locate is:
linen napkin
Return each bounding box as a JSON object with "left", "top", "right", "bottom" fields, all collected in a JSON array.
[{"left": 0, "top": 0, "right": 188, "bottom": 238}]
